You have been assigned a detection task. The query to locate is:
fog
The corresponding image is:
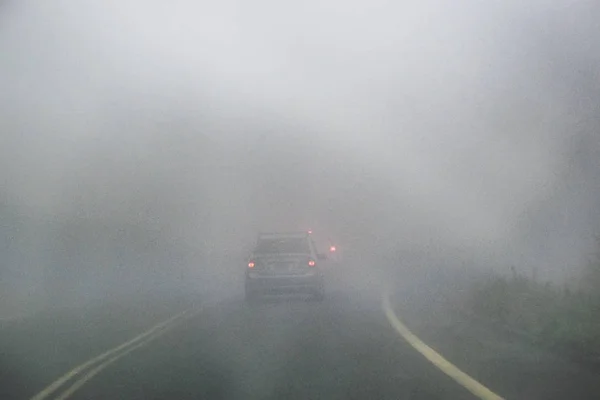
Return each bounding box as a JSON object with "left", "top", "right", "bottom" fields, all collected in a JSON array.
[{"left": 1, "top": 0, "right": 599, "bottom": 313}]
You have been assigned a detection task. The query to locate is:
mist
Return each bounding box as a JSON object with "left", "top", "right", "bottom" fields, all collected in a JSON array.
[{"left": 2, "top": 0, "right": 599, "bottom": 313}]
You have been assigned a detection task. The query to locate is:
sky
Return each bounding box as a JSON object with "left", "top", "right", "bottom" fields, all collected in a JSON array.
[{"left": 1, "top": 0, "right": 599, "bottom": 298}]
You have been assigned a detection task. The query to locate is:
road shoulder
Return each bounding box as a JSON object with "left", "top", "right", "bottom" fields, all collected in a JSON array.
[{"left": 391, "top": 287, "right": 600, "bottom": 400}]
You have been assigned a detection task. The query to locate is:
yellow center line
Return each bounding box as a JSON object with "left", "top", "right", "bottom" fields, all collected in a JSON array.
[
  {"left": 54, "top": 311, "right": 199, "bottom": 400},
  {"left": 30, "top": 308, "right": 193, "bottom": 400},
  {"left": 382, "top": 289, "right": 505, "bottom": 400}
]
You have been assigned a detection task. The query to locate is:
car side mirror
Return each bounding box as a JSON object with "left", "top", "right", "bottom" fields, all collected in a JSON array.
[{"left": 317, "top": 253, "right": 327, "bottom": 260}]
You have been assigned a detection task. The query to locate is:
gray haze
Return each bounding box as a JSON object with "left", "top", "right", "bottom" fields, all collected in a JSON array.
[{"left": 1, "top": 0, "right": 600, "bottom": 309}]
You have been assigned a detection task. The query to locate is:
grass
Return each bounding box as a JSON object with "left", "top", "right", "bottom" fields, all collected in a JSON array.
[{"left": 464, "top": 270, "right": 600, "bottom": 367}]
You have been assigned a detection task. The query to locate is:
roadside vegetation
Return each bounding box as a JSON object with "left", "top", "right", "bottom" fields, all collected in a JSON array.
[{"left": 464, "top": 250, "right": 600, "bottom": 368}]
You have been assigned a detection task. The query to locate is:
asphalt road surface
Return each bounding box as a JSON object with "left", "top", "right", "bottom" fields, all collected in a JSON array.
[{"left": 2, "top": 275, "right": 600, "bottom": 400}]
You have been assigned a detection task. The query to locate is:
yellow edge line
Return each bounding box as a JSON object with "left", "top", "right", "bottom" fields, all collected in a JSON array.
[
  {"left": 382, "top": 290, "right": 504, "bottom": 400},
  {"left": 30, "top": 309, "right": 191, "bottom": 400}
]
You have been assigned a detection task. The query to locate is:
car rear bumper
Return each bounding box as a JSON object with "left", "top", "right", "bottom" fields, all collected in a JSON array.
[{"left": 245, "top": 273, "right": 322, "bottom": 294}]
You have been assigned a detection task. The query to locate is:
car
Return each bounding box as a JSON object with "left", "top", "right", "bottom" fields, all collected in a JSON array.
[{"left": 245, "top": 232, "right": 325, "bottom": 301}]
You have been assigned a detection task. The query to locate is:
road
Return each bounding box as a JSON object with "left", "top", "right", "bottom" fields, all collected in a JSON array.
[{"left": 2, "top": 273, "right": 600, "bottom": 400}]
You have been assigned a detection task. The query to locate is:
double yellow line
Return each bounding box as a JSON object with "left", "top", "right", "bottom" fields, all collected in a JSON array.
[{"left": 30, "top": 308, "right": 196, "bottom": 400}]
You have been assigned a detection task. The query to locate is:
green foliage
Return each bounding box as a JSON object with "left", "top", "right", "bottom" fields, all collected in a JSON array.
[
  {"left": 467, "top": 272, "right": 600, "bottom": 365},
  {"left": 583, "top": 242, "right": 600, "bottom": 295}
]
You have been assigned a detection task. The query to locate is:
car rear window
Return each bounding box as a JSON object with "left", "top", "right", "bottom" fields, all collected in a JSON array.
[{"left": 255, "top": 238, "right": 310, "bottom": 254}]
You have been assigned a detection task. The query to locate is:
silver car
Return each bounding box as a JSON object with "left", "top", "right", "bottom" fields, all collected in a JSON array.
[{"left": 245, "top": 232, "right": 325, "bottom": 301}]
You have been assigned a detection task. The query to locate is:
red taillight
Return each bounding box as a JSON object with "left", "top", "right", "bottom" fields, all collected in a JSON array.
[
  {"left": 329, "top": 246, "right": 336, "bottom": 252},
  {"left": 308, "top": 260, "right": 316, "bottom": 267},
  {"left": 248, "top": 261, "right": 255, "bottom": 268}
]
